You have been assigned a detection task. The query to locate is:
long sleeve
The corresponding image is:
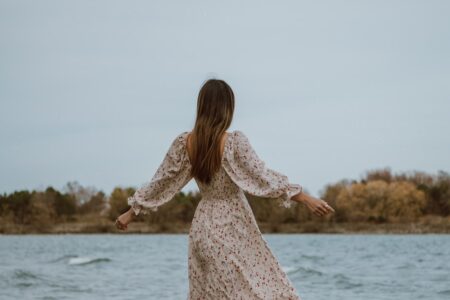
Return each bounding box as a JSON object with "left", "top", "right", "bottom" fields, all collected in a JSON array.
[
  {"left": 127, "top": 131, "right": 192, "bottom": 216},
  {"left": 222, "top": 130, "right": 303, "bottom": 208}
]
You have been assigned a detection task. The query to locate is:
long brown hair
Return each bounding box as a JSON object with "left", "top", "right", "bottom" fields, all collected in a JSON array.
[{"left": 189, "top": 79, "right": 235, "bottom": 184}]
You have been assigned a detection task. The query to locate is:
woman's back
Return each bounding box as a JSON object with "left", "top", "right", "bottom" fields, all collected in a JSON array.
[
  {"left": 184, "top": 129, "right": 303, "bottom": 299},
  {"left": 184, "top": 130, "right": 302, "bottom": 207},
  {"left": 185, "top": 130, "right": 238, "bottom": 198}
]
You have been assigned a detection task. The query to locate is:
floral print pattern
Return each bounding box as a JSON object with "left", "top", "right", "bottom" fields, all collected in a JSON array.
[{"left": 128, "top": 130, "right": 303, "bottom": 299}]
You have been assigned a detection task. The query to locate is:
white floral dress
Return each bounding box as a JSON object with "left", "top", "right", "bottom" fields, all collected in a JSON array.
[{"left": 128, "top": 130, "right": 303, "bottom": 300}]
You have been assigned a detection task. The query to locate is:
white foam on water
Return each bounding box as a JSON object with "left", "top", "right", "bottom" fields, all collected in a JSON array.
[{"left": 68, "top": 257, "right": 110, "bottom": 265}]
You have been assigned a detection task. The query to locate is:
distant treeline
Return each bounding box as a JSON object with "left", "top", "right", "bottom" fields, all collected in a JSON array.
[
  {"left": 0, "top": 168, "right": 449, "bottom": 233},
  {"left": 323, "top": 168, "right": 449, "bottom": 222}
]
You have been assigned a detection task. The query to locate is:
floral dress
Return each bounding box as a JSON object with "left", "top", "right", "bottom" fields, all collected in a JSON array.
[{"left": 128, "top": 130, "right": 303, "bottom": 299}]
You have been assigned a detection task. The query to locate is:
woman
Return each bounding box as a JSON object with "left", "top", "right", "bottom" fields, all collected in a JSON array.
[{"left": 115, "top": 78, "right": 334, "bottom": 299}]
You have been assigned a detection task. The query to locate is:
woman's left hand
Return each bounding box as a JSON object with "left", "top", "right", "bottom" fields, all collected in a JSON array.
[
  {"left": 302, "top": 195, "right": 335, "bottom": 217},
  {"left": 115, "top": 209, "right": 135, "bottom": 231}
]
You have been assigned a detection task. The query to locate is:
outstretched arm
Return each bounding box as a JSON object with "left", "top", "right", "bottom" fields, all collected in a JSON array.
[
  {"left": 223, "top": 130, "right": 335, "bottom": 216},
  {"left": 224, "top": 130, "right": 334, "bottom": 216},
  {"left": 115, "top": 132, "right": 192, "bottom": 231}
]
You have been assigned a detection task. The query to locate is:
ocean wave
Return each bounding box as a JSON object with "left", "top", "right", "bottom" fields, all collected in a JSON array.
[
  {"left": 300, "top": 254, "right": 322, "bottom": 261},
  {"left": 332, "top": 273, "right": 363, "bottom": 289},
  {"left": 11, "top": 269, "right": 45, "bottom": 288},
  {"left": 48, "top": 254, "right": 79, "bottom": 263},
  {"left": 13, "top": 269, "right": 40, "bottom": 280},
  {"left": 68, "top": 257, "right": 111, "bottom": 266},
  {"left": 282, "top": 265, "right": 323, "bottom": 276}
]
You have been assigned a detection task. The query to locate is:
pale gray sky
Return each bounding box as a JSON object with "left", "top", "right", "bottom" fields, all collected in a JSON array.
[{"left": 1, "top": 0, "right": 449, "bottom": 197}]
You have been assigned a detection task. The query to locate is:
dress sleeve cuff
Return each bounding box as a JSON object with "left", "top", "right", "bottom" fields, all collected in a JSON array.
[
  {"left": 127, "top": 195, "right": 159, "bottom": 216},
  {"left": 276, "top": 184, "right": 303, "bottom": 209}
]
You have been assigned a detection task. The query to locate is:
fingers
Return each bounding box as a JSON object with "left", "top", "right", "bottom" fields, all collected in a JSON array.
[
  {"left": 313, "top": 209, "right": 323, "bottom": 217},
  {"left": 313, "top": 201, "right": 335, "bottom": 217},
  {"left": 115, "top": 219, "right": 128, "bottom": 231},
  {"left": 312, "top": 204, "right": 326, "bottom": 216},
  {"left": 319, "top": 204, "right": 329, "bottom": 215},
  {"left": 314, "top": 206, "right": 326, "bottom": 216},
  {"left": 327, "top": 204, "right": 335, "bottom": 213}
]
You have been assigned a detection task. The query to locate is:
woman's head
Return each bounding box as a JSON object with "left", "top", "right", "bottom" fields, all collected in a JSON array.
[{"left": 190, "top": 79, "right": 235, "bottom": 184}]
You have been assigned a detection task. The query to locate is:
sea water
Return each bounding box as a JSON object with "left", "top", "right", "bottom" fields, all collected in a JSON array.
[{"left": 0, "top": 234, "right": 449, "bottom": 300}]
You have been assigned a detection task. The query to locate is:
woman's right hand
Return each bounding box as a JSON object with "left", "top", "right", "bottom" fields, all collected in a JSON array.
[{"left": 294, "top": 192, "right": 335, "bottom": 217}]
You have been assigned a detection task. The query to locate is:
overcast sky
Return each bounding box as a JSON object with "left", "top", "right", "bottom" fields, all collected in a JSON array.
[{"left": 1, "top": 0, "right": 449, "bottom": 197}]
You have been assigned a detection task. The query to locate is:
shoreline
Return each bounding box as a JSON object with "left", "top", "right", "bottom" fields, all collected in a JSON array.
[{"left": 1, "top": 220, "right": 449, "bottom": 235}]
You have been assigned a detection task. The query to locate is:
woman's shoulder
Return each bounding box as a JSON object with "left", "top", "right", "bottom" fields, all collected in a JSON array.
[
  {"left": 224, "top": 130, "right": 245, "bottom": 145},
  {"left": 167, "top": 131, "right": 191, "bottom": 151},
  {"left": 229, "top": 129, "right": 246, "bottom": 138},
  {"left": 174, "top": 131, "right": 190, "bottom": 142},
  {"left": 229, "top": 130, "right": 250, "bottom": 144},
  {"left": 226, "top": 130, "right": 252, "bottom": 152}
]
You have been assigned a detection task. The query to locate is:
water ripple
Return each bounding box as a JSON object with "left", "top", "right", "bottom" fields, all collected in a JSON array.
[{"left": 68, "top": 257, "right": 111, "bottom": 266}]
